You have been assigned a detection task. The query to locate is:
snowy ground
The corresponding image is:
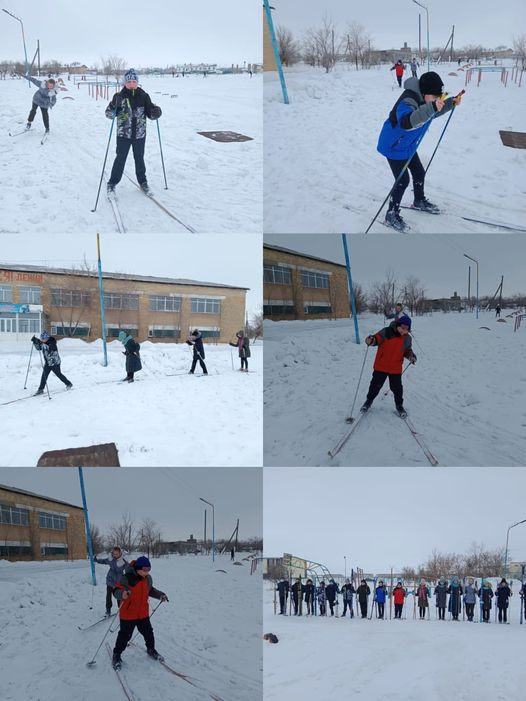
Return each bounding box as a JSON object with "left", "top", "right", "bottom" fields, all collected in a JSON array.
[
  {"left": 0, "top": 553, "right": 262, "bottom": 701},
  {"left": 263, "top": 312, "right": 526, "bottom": 467},
  {"left": 264, "top": 63, "right": 526, "bottom": 233},
  {"left": 0, "top": 338, "right": 262, "bottom": 466},
  {"left": 263, "top": 580, "right": 526, "bottom": 700},
  {"left": 1, "top": 73, "right": 262, "bottom": 233}
]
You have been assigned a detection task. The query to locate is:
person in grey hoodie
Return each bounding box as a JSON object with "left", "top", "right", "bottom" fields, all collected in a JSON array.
[
  {"left": 463, "top": 577, "right": 477, "bottom": 621},
  {"left": 94, "top": 547, "right": 128, "bottom": 616},
  {"left": 24, "top": 74, "right": 59, "bottom": 132}
]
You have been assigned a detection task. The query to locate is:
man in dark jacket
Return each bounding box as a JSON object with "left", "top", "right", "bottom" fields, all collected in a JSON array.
[
  {"left": 276, "top": 579, "right": 289, "bottom": 615},
  {"left": 187, "top": 329, "right": 208, "bottom": 375},
  {"left": 94, "top": 546, "right": 128, "bottom": 616},
  {"left": 31, "top": 331, "right": 73, "bottom": 395},
  {"left": 495, "top": 578, "right": 512, "bottom": 623},
  {"left": 325, "top": 579, "right": 339, "bottom": 616},
  {"left": 361, "top": 315, "right": 416, "bottom": 417},
  {"left": 447, "top": 576, "right": 463, "bottom": 620},
  {"left": 118, "top": 331, "right": 142, "bottom": 382},
  {"left": 112, "top": 556, "right": 168, "bottom": 669},
  {"left": 434, "top": 578, "right": 448, "bottom": 620},
  {"left": 341, "top": 578, "right": 355, "bottom": 617},
  {"left": 105, "top": 69, "right": 162, "bottom": 195},
  {"left": 24, "top": 74, "right": 59, "bottom": 132},
  {"left": 291, "top": 577, "right": 302, "bottom": 615},
  {"left": 356, "top": 580, "right": 371, "bottom": 618}
]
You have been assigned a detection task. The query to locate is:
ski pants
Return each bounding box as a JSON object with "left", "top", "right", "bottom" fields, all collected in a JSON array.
[
  {"left": 437, "top": 606, "right": 445, "bottom": 620},
  {"left": 386, "top": 152, "right": 425, "bottom": 211},
  {"left": 419, "top": 606, "right": 427, "bottom": 619},
  {"left": 114, "top": 617, "right": 155, "bottom": 656},
  {"left": 190, "top": 353, "right": 208, "bottom": 374},
  {"left": 327, "top": 599, "right": 336, "bottom": 616},
  {"left": 498, "top": 606, "right": 508, "bottom": 623},
  {"left": 241, "top": 357, "right": 248, "bottom": 370},
  {"left": 342, "top": 600, "right": 353, "bottom": 616},
  {"left": 279, "top": 592, "right": 287, "bottom": 614},
  {"left": 394, "top": 603, "right": 403, "bottom": 618},
  {"left": 482, "top": 607, "right": 490, "bottom": 622},
  {"left": 108, "top": 136, "right": 146, "bottom": 186},
  {"left": 292, "top": 594, "right": 299, "bottom": 614},
  {"left": 28, "top": 102, "right": 49, "bottom": 129},
  {"left": 106, "top": 586, "right": 114, "bottom": 611},
  {"left": 465, "top": 603, "right": 475, "bottom": 620},
  {"left": 366, "top": 370, "right": 403, "bottom": 408},
  {"left": 305, "top": 599, "right": 314, "bottom": 615},
  {"left": 38, "top": 363, "right": 71, "bottom": 391},
  {"left": 377, "top": 602, "right": 385, "bottom": 619},
  {"left": 396, "top": 75, "right": 402, "bottom": 87},
  {"left": 359, "top": 600, "right": 368, "bottom": 618},
  {"left": 319, "top": 602, "right": 326, "bottom": 616}
]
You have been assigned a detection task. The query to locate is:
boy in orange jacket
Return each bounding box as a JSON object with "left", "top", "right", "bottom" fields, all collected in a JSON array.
[{"left": 361, "top": 315, "right": 416, "bottom": 417}]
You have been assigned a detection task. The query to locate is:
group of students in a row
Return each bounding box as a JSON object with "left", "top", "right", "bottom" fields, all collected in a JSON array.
[{"left": 277, "top": 576, "right": 522, "bottom": 623}]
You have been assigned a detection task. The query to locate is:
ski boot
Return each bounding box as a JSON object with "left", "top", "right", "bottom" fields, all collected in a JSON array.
[
  {"left": 360, "top": 400, "right": 372, "bottom": 413},
  {"left": 105, "top": 608, "right": 112, "bottom": 617},
  {"left": 146, "top": 648, "right": 164, "bottom": 662},
  {"left": 45, "top": 128, "right": 50, "bottom": 134},
  {"left": 140, "top": 181, "right": 152, "bottom": 196},
  {"left": 33, "top": 389, "right": 44, "bottom": 396},
  {"left": 26, "top": 122, "right": 32, "bottom": 130},
  {"left": 385, "top": 209, "right": 409, "bottom": 232},
  {"left": 107, "top": 183, "right": 115, "bottom": 194},
  {"left": 66, "top": 383, "right": 73, "bottom": 391},
  {"left": 396, "top": 405, "right": 408, "bottom": 419},
  {"left": 112, "top": 653, "right": 122, "bottom": 670},
  {"left": 412, "top": 197, "right": 440, "bottom": 214}
]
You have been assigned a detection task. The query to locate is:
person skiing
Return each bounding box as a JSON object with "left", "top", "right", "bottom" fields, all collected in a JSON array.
[
  {"left": 229, "top": 330, "right": 251, "bottom": 372},
  {"left": 434, "top": 578, "right": 448, "bottom": 620},
  {"left": 447, "top": 576, "right": 463, "bottom": 620},
  {"left": 375, "top": 580, "right": 388, "bottom": 619},
  {"left": 377, "top": 70, "right": 463, "bottom": 231},
  {"left": 186, "top": 329, "right": 208, "bottom": 375},
  {"left": 276, "top": 579, "right": 289, "bottom": 615},
  {"left": 356, "top": 579, "right": 371, "bottom": 619},
  {"left": 105, "top": 69, "right": 162, "bottom": 195},
  {"left": 410, "top": 58, "right": 418, "bottom": 78},
  {"left": 416, "top": 579, "right": 430, "bottom": 619},
  {"left": 303, "top": 579, "right": 315, "bottom": 615},
  {"left": 31, "top": 331, "right": 73, "bottom": 395},
  {"left": 361, "top": 315, "right": 416, "bottom": 417},
  {"left": 495, "top": 304, "right": 501, "bottom": 318},
  {"left": 478, "top": 580, "right": 494, "bottom": 622},
  {"left": 291, "top": 577, "right": 302, "bottom": 615},
  {"left": 94, "top": 546, "right": 128, "bottom": 616},
  {"left": 340, "top": 578, "right": 355, "bottom": 617},
  {"left": 463, "top": 577, "right": 477, "bottom": 621},
  {"left": 23, "top": 73, "right": 59, "bottom": 132},
  {"left": 118, "top": 331, "right": 142, "bottom": 383},
  {"left": 390, "top": 59, "right": 406, "bottom": 87},
  {"left": 112, "top": 556, "right": 168, "bottom": 670},
  {"left": 495, "top": 578, "right": 512, "bottom": 623},
  {"left": 325, "top": 579, "right": 339, "bottom": 616},
  {"left": 392, "top": 581, "right": 406, "bottom": 619}
]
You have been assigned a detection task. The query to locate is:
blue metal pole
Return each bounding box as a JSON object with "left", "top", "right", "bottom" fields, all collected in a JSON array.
[
  {"left": 96, "top": 233, "right": 108, "bottom": 367},
  {"left": 78, "top": 467, "right": 97, "bottom": 586},
  {"left": 263, "top": 0, "right": 290, "bottom": 105},
  {"left": 341, "top": 234, "right": 360, "bottom": 344}
]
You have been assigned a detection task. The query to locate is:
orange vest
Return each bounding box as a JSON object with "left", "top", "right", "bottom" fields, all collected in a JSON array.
[
  {"left": 117, "top": 576, "right": 152, "bottom": 620},
  {"left": 373, "top": 333, "right": 408, "bottom": 374}
]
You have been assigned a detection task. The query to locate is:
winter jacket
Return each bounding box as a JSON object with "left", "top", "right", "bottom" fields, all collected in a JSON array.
[
  {"left": 377, "top": 76, "right": 455, "bottom": 160},
  {"left": 25, "top": 75, "right": 58, "bottom": 109},
  {"left": 393, "top": 585, "right": 406, "bottom": 605},
  {"left": 105, "top": 87, "right": 161, "bottom": 140},
  {"left": 325, "top": 582, "right": 339, "bottom": 603},
  {"left": 341, "top": 583, "right": 355, "bottom": 602},
  {"left": 230, "top": 334, "right": 251, "bottom": 359},
  {"left": 369, "top": 326, "right": 415, "bottom": 374},
  {"left": 478, "top": 584, "right": 494, "bottom": 610},
  {"left": 463, "top": 584, "right": 477, "bottom": 604},
  {"left": 291, "top": 581, "right": 302, "bottom": 600},
  {"left": 356, "top": 583, "right": 371, "bottom": 603},
  {"left": 434, "top": 583, "right": 448, "bottom": 608},
  {"left": 32, "top": 336, "right": 61, "bottom": 367},
  {"left": 94, "top": 554, "right": 128, "bottom": 587},
  {"left": 122, "top": 337, "right": 142, "bottom": 374},
  {"left": 187, "top": 332, "right": 205, "bottom": 360},
  {"left": 114, "top": 562, "right": 165, "bottom": 620},
  {"left": 390, "top": 62, "right": 405, "bottom": 77},
  {"left": 495, "top": 584, "right": 512, "bottom": 608},
  {"left": 417, "top": 584, "right": 430, "bottom": 607},
  {"left": 277, "top": 580, "right": 289, "bottom": 597},
  {"left": 447, "top": 582, "right": 463, "bottom": 614},
  {"left": 303, "top": 581, "right": 315, "bottom": 603},
  {"left": 375, "top": 585, "right": 387, "bottom": 604},
  {"left": 317, "top": 586, "right": 326, "bottom": 604}
]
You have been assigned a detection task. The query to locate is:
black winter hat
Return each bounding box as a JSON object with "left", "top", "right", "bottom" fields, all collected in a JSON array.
[{"left": 419, "top": 71, "right": 444, "bottom": 96}]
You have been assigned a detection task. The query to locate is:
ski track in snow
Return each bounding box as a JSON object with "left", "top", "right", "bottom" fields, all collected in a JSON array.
[
  {"left": 263, "top": 313, "right": 526, "bottom": 467},
  {"left": 0, "top": 339, "right": 262, "bottom": 466},
  {"left": 264, "top": 64, "right": 526, "bottom": 234},
  {"left": 1, "top": 74, "right": 262, "bottom": 234},
  {"left": 0, "top": 556, "right": 262, "bottom": 701}
]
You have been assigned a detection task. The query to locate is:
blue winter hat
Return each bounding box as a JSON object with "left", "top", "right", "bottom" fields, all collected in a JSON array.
[
  {"left": 124, "top": 68, "right": 139, "bottom": 83},
  {"left": 40, "top": 330, "right": 50, "bottom": 340},
  {"left": 397, "top": 314, "right": 412, "bottom": 330},
  {"left": 118, "top": 331, "right": 127, "bottom": 343},
  {"left": 135, "top": 556, "right": 151, "bottom": 570}
]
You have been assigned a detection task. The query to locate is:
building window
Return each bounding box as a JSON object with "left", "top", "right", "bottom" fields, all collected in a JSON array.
[
  {"left": 41, "top": 545, "right": 68, "bottom": 556},
  {"left": 301, "top": 271, "right": 329, "bottom": 289},
  {"left": 0, "top": 545, "right": 32, "bottom": 557},
  {"left": 38, "top": 512, "right": 66, "bottom": 530},
  {"left": 51, "top": 324, "right": 91, "bottom": 337},
  {"left": 148, "top": 326, "right": 181, "bottom": 338},
  {"left": 264, "top": 264, "right": 292, "bottom": 285},
  {"left": 103, "top": 292, "right": 139, "bottom": 310},
  {"left": 304, "top": 302, "right": 332, "bottom": 314},
  {"left": 0, "top": 504, "right": 30, "bottom": 526},
  {"left": 190, "top": 298, "right": 221, "bottom": 314},
  {"left": 264, "top": 301, "right": 296, "bottom": 315},
  {"left": 17, "top": 317, "right": 41, "bottom": 334},
  {"left": 0, "top": 285, "right": 13, "bottom": 302},
  {"left": 149, "top": 295, "right": 181, "bottom": 312},
  {"left": 19, "top": 286, "right": 41, "bottom": 304},
  {"left": 107, "top": 326, "right": 139, "bottom": 338},
  {"left": 199, "top": 329, "right": 220, "bottom": 338},
  {"left": 51, "top": 289, "right": 91, "bottom": 308}
]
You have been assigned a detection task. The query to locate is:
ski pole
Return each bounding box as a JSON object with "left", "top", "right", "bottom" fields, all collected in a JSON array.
[
  {"left": 383, "top": 362, "right": 411, "bottom": 396},
  {"left": 346, "top": 344, "right": 370, "bottom": 423},
  {"left": 230, "top": 346, "right": 234, "bottom": 370},
  {"left": 156, "top": 120, "right": 168, "bottom": 189},
  {"left": 23, "top": 342, "right": 34, "bottom": 389},
  {"left": 86, "top": 614, "right": 119, "bottom": 667},
  {"left": 37, "top": 347, "right": 52, "bottom": 400},
  {"left": 129, "top": 600, "right": 164, "bottom": 645},
  {"left": 424, "top": 93, "right": 464, "bottom": 175},
  {"left": 91, "top": 114, "right": 116, "bottom": 213}
]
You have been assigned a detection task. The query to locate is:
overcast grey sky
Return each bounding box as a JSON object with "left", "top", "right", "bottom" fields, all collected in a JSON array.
[
  {"left": 0, "top": 233, "right": 262, "bottom": 317},
  {"left": 270, "top": 0, "right": 521, "bottom": 50},
  {"left": 264, "top": 467, "right": 526, "bottom": 573},
  {"left": 1, "top": 1, "right": 261, "bottom": 66},
  {"left": 0, "top": 466, "right": 262, "bottom": 541},
  {"left": 265, "top": 234, "right": 526, "bottom": 298}
]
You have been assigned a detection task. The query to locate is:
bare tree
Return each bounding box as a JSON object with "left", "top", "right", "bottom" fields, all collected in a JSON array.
[
  {"left": 344, "top": 21, "right": 372, "bottom": 69},
  {"left": 403, "top": 275, "right": 426, "bottom": 315},
  {"left": 107, "top": 512, "right": 137, "bottom": 553},
  {"left": 90, "top": 523, "right": 106, "bottom": 555},
  {"left": 368, "top": 268, "right": 399, "bottom": 315},
  {"left": 138, "top": 518, "right": 163, "bottom": 558},
  {"left": 277, "top": 25, "right": 302, "bottom": 67},
  {"left": 513, "top": 34, "right": 526, "bottom": 69},
  {"left": 101, "top": 54, "right": 127, "bottom": 81},
  {"left": 305, "top": 16, "right": 340, "bottom": 73},
  {"left": 247, "top": 308, "right": 263, "bottom": 341}
]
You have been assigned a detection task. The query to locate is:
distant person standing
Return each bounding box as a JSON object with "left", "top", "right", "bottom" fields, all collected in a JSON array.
[
  {"left": 435, "top": 577, "right": 448, "bottom": 620},
  {"left": 325, "top": 579, "right": 339, "bottom": 616},
  {"left": 410, "top": 58, "right": 418, "bottom": 77},
  {"left": 375, "top": 580, "right": 388, "bottom": 619},
  {"left": 478, "top": 580, "right": 494, "bottom": 622},
  {"left": 94, "top": 547, "right": 128, "bottom": 616},
  {"left": 118, "top": 331, "right": 142, "bottom": 383},
  {"left": 495, "top": 304, "right": 501, "bottom": 318},
  {"left": 31, "top": 331, "right": 73, "bottom": 395},
  {"left": 495, "top": 578, "right": 512, "bottom": 623},
  {"left": 356, "top": 579, "right": 371, "bottom": 619},
  {"left": 392, "top": 581, "right": 406, "bottom": 619},
  {"left": 340, "top": 578, "right": 355, "bottom": 617},
  {"left": 463, "top": 577, "right": 477, "bottom": 622},
  {"left": 23, "top": 74, "right": 59, "bottom": 132},
  {"left": 416, "top": 579, "right": 430, "bottom": 619},
  {"left": 229, "top": 330, "right": 251, "bottom": 372},
  {"left": 390, "top": 59, "right": 406, "bottom": 87},
  {"left": 317, "top": 581, "right": 327, "bottom": 616},
  {"left": 186, "top": 329, "right": 208, "bottom": 375},
  {"left": 447, "top": 576, "right": 463, "bottom": 620},
  {"left": 276, "top": 579, "right": 289, "bottom": 615}
]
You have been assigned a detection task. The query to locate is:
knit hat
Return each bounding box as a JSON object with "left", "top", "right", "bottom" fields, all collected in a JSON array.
[
  {"left": 135, "top": 556, "right": 151, "bottom": 570},
  {"left": 118, "top": 331, "right": 127, "bottom": 343},
  {"left": 419, "top": 71, "right": 444, "bottom": 96},
  {"left": 124, "top": 68, "right": 139, "bottom": 83},
  {"left": 397, "top": 314, "right": 412, "bottom": 330},
  {"left": 40, "top": 330, "right": 50, "bottom": 340}
]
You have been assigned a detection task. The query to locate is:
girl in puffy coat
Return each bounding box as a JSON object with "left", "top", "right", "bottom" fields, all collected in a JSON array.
[
  {"left": 24, "top": 74, "right": 59, "bottom": 132},
  {"left": 118, "top": 331, "right": 142, "bottom": 382},
  {"left": 229, "top": 330, "right": 251, "bottom": 371}
]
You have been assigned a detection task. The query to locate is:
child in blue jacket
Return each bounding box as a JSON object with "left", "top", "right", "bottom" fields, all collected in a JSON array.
[{"left": 24, "top": 74, "right": 59, "bottom": 132}]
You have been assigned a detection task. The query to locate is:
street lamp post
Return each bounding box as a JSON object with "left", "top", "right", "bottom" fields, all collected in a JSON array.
[
  {"left": 463, "top": 254, "right": 479, "bottom": 319},
  {"left": 344, "top": 556, "right": 347, "bottom": 579},
  {"left": 504, "top": 519, "right": 526, "bottom": 579},
  {"left": 199, "top": 497, "right": 215, "bottom": 562},
  {"left": 412, "top": 0, "right": 430, "bottom": 72}
]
